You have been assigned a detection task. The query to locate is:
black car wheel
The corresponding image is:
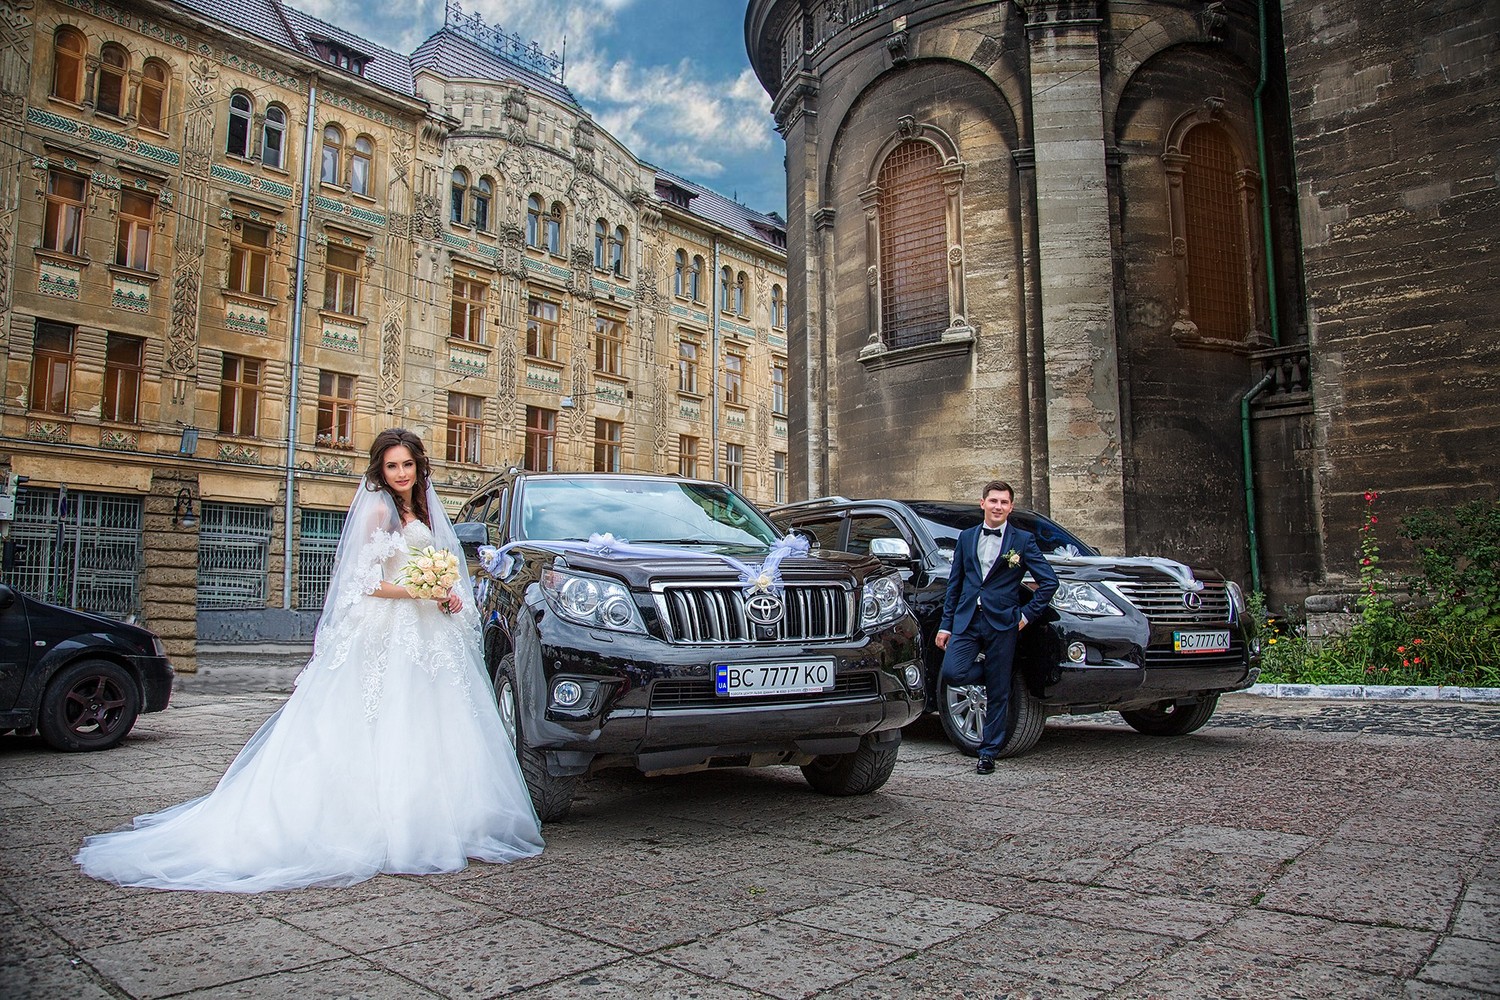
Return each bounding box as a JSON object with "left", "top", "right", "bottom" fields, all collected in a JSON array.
[
  {"left": 495, "top": 653, "right": 577, "bottom": 822},
  {"left": 937, "top": 671, "right": 1047, "bottom": 759},
  {"left": 800, "top": 733, "right": 899, "bottom": 796},
  {"left": 1120, "top": 694, "right": 1220, "bottom": 736},
  {"left": 38, "top": 659, "right": 140, "bottom": 752}
]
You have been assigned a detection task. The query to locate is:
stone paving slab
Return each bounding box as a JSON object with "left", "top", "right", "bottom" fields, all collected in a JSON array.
[{"left": 2, "top": 686, "right": 1499, "bottom": 999}]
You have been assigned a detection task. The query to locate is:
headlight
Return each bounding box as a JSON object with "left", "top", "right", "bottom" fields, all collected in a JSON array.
[
  {"left": 860, "top": 573, "right": 907, "bottom": 629},
  {"left": 1226, "top": 581, "right": 1246, "bottom": 621},
  {"left": 541, "top": 568, "right": 645, "bottom": 633},
  {"left": 1051, "top": 581, "right": 1124, "bottom": 617}
]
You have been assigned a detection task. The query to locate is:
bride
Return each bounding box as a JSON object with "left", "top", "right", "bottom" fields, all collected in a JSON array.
[{"left": 76, "top": 428, "right": 544, "bottom": 891}]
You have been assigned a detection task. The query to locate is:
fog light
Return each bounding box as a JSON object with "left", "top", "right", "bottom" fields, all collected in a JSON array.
[
  {"left": 552, "top": 680, "right": 583, "bottom": 707},
  {"left": 1067, "top": 641, "right": 1087, "bottom": 663},
  {"left": 903, "top": 663, "right": 922, "bottom": 688},
  {"left": 1250, "top": 635, "right": 1264, "bottom": 655}
]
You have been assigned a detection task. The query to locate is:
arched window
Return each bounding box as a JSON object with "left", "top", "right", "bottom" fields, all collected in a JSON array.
[
  {"left": 261, "top": 105, "right": 286, "bottom": 169},
  {"left": 690, "top": 256, "right": 705, "bottom": 303},
  {"left": 320, "top": 124, "right": 343, "bottom": 184},
  {"left": 611, "top": 225, "right": 627, "bottom": 277},
  {"left": 877, "top": 140, "right": 949, "bottom": 348},
  {"left": 138, "top": 60, "right": 169, "bottom": 132},
  {"left": 1181, "top": 124, "right": 1251, "bottom": 340},
  {"left": 473, "top": 177, "right": 492, "bottom": 231},
  {"left": 526, "top": 195, "right": 542, "bottom": 248},
  {"left": 545, "top": 202, "right": 564, "bottom": 254},
  {"left": 51, "top": 28, "right": 85, "bottom": 104},
  {"left": 771, "top": 284, "right": 785, "bottom": 328},
  {"left": 594, "top": 219, "right": 608, "bottom": 269},
  {"left": 719, "top": 266, "right": 734, "bottom": 312},
  {"left": 450, "top": 169, "right": 468, "bottom": 224},
  {"left": 673, "top": 250, "right": 687, "bottom": 297},
  {"left": 350, "top": 135, "right": 373, "bottom": 196},
  {"left": 735, "top": 272, "right": 748, "bottom": 316},
  {"left": 96, "top": 44, "right": 128, "bottom": 118},
  {"left": 228, "top": 92, "right": 254, "bottom": 158}
]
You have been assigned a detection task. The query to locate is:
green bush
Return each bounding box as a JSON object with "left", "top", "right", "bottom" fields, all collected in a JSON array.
[{"left": 1252, "top": 493, "right": 1500, "bottom": 688}]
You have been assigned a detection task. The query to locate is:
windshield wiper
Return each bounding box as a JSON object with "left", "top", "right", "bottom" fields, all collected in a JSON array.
[{"left": 634, "top": 537, "right": 742, "bottom": 546}]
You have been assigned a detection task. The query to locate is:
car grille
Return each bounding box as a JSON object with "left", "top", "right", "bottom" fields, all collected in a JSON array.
[
  {"left": 650, "top": 672, "right": 878, "bottom": 709},
  {"left": 654, "top": 583, "right": 854, "bottom": 644},
  {"left": 1107, "top": 579, "right": 1232, "bottom": 625},
  {"left": 1143, "top": 639, "right": 1248, "bottom": 669}
]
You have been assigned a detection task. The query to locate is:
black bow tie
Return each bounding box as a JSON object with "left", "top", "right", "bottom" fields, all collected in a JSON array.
[{"left": 982, "top": 526, "right": 1005, "bottom": 537}]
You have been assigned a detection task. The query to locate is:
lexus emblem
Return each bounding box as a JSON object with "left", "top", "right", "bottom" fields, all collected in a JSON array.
[
  {"left": 1182, "top": 591, "right": 1203, "bottom": 611},
  {"left": 745, "top": 592, "right": 785, "bottom": 626}
]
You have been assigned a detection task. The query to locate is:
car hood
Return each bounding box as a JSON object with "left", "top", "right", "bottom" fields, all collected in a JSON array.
[
  {"left": 20, "top": 593, "right": 159, "bottom": 652},
  {"left": 516, "top": 541, "right": 882, "bottom": 588}
]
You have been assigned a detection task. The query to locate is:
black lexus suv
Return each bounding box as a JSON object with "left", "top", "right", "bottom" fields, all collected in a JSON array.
[
  {"left": 768, "top": 497, "right": 1260, "bottom": 758},
  {"left": 453, "top": 471, "right": 926, "bottom": 820}
]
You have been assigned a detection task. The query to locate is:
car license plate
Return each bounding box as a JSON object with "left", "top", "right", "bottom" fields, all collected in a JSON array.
[
  {"left": 715, "top": 659, "right": 835, "bottom": 697},
  {"left": 1173, "top": 630, "right": 1231, "bottom": 654}
]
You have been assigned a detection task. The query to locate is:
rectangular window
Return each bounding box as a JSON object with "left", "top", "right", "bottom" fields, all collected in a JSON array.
[
  {"left": 524, "top": 406, "right": 557, "bottom": 471},
  {"left": 593, "top": 418, "right": 622, "bottom": 473},
  {"left": 218, "top": 354, "right": 261, "bottom": 436},
  {"left": 451, "top": 277, "right": 487, "bottom": 342},
  {"left": 594, "top": 315, "right": 624, "bottom": 376},
  {"left": 44, "top": 170, "right": 86, "bottom": 255},
  {"left": 115, "top": 190, "right": 154, "bottom": 271},
  {"left": 723, "top": 350, "right": 745, "bottom": 406},
  {"left": 527, "top": 298, "right": 560, "bottom": 360},
  {"left": 323, "top": 246, "right": 361, "bottom": 315},
  {"left": 30, "top": 321, "right": 73, "bottom": 415},
  {"left": 772, "top": 360, "right": 788, "bottom": 415},
  {"left": 678, "top": 338, "right": 699, "bottom": 395},
  {"left": 102, "top": 334, "right": 144, "bottom": 423},
  {"left": 723, "top": 442, "right": 744, "bottom": 491},
  {"left": 316, "top": 371, "right": 356, "bottom": 449},
  {"left": 773, "top": 451, "right": 787, "bottom": 504},
  {"left": 297, "top": 509, "right": 345, "bottom": 610},
  {"left": 678, "top": 435, "right": 699, "bottom": 479},
  {"left": 197, "top": 502, "right": 272, "bottom": 609},
  {"left": 446, "top": 392, "right": 484, "bottom": 464},
  {"left": 228, "top": 220, "right": 271, "bottom": 297}
]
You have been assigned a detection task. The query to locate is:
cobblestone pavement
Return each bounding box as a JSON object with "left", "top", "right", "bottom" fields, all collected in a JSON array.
[{"left": 2, "top": 670, "right": 1497, "bottom": 999}]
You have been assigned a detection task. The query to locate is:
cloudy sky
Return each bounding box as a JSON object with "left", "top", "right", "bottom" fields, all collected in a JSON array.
[{"left": 299, "top": 0, "right": 786, "bottom": 216}]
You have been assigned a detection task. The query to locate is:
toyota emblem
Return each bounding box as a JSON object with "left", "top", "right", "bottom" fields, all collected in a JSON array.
[
  {"left": 1182, "top": 591, "right": 1203, "bottom": 611},
  {"left": 745, "top": 592, "right": 785, "bottom": 626}
]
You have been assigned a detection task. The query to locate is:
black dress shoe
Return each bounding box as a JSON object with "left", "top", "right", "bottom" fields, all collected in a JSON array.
[{"left": 976, "top": 757, "right": 995, "bottom": 774}]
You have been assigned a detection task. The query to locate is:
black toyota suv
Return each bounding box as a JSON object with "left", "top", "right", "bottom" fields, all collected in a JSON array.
[
  {"left": 452, "top": 471, "right": 926, "bottom": 820},
  {"left": 768, "top": 498, "right": 1259, "bottom": 757}
]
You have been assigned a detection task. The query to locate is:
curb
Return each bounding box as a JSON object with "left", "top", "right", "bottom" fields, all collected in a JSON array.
[{"left": 1245, "top": 683, "right": 1500, "bottom": 704}]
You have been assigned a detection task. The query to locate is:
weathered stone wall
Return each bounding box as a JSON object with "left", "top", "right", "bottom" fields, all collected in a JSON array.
[{"left": 1282, "top": 0, "right": 1500, "bottom": 586}]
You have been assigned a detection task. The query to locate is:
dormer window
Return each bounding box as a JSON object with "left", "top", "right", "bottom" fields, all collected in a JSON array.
[{"left": 310, "top": 38, "right": 368, "bottom": 76}]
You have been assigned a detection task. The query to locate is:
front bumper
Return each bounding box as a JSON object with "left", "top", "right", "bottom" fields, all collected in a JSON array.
[{"left": 131, "top": 655, "right": 174, "bottom": 713}]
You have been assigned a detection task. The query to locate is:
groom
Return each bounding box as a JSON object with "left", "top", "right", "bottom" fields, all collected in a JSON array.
[{"left": 935, "top": 480, "right": 1059, "bottom": 773}]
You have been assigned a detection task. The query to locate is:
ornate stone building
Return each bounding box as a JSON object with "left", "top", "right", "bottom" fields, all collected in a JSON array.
[
  {"left": 0, "top": 0, "right": 787, "bottom": 667},
  {"left": 748, "top": 0, "right": 1498, "bottom": 609}
]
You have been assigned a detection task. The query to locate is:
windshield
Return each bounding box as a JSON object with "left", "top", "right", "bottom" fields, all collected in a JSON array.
[
  {"left": 519, "top": 477, "right": 781, "bottom": 548},
  {"left": 903, "top": 502, "right": 1098, "bottom": 559}
]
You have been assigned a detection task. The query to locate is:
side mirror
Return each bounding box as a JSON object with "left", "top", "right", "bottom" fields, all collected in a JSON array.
[
  {"left": 453, "top": 521, "right": 490, "bottom": 555},
  {"left": 869, "top": 537, "right": 912, "bottom": 562}
]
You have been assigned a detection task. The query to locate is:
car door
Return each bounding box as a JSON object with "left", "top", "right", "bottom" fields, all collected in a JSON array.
[{"left": 0, "top": 584, "right": 31, "bottom": 711}]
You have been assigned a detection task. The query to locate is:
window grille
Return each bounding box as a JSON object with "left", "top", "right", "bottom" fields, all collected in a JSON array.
[
  {"left": 8, "top": 488, "right": 142, "bottom": 618},
  {"left": 297, "top": 509, "right": 345, "bottom": 609},
  {"left": 197, "top": 502, "right": 273, "bottom": 609},
  {"left": 1182, "top": 125, "right": 1250, "bottom": 340},
  {"left": 878, "top": 141, "right": 949, "bottom": 349}
]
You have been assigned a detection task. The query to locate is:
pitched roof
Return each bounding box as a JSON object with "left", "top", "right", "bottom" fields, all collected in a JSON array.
[
  {"left": 410, "top": 27, "right": 580, "bottom": 111},
  {"left": 279, "top": 5, "right": 416, "bottom": 96},
  {"left": 651, "top": 166, "right": 786, "bottom": 252}
]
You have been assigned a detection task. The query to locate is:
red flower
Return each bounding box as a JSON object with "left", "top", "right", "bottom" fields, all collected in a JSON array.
[
  {"left": 1370, "top": 516, "right": 1378, "bottom": 524},
  {"left": 1413, "top": 638, "right": 1423, "bottom": 645},
  {"left": 1362, "top": 558, "right": 1372, "bottom": 566},
  {"left": 1381, "top": 667, "right": 1390, "bottom": 673},
  {"left": 1364, "top": 490, "right": 1379, "bottom": 502},
  {"left": 1397, "top": 645, "right": 1406, "bottom": 653},
  {"left": 1402, "top": 659, "right": 1410, "bottom": 667},
  {"left": 1413, "top": 657, "right": 1422, "bottom": 665}
]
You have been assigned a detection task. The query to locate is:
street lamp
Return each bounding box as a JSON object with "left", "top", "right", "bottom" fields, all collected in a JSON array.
[{"left": 172, "top": 488, "right": 198, "bottom": 528}]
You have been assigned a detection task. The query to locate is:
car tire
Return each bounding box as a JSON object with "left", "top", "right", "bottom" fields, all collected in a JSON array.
[
  {"left": 1120, "top": 694, "right": 1220, "bottom": 736},
  {"left": 38, "top": 658, "right": 141, "bottom": 752},
  {"left": 495, "top": 653, "right": 577, "bottom": 822},
  {"left": 938, "top": 671, "right": 1047, "bottom": 759},
  {"left": 800, "top": 734, "right": 900, "bottom": 796}
]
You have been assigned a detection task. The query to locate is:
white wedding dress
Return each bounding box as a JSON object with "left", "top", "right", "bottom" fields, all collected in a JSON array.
[{"left": 76, "top": 518, "right": 544, "bottom": 892}]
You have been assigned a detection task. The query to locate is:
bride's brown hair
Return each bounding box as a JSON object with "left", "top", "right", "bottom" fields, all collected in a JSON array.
[{"left": 364, "top": 428, "right": 432, "bottom": 527}]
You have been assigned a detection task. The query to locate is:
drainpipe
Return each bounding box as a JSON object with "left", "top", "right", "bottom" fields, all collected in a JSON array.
[
  {"left": 283, "top": 80, "right": 318, "bottom": 608},
  {"left": 710, "top": 237, "right": 721, "bottom": 480},
  {"left": 1240, "top": 367, "right": 1276, "bottom": 594},
  {"left": 1254, "top": 0, "right": 1281, "bottom": 346}
]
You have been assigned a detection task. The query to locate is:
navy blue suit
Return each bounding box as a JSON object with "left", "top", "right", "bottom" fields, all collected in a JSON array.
[{"left": 938, "top": 522, "right": 1060, "bottom": 758}]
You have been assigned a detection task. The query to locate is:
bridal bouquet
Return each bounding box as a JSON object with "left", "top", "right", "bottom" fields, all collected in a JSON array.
[{"left": 397, "top": 546, "right": 461, "bottom": 602}]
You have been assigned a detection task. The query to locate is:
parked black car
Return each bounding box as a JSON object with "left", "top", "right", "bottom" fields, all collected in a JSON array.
[
  {"left": 768, "top": 498, "right": 1259, "bottom": 757},
  {"left": 0, "top": 583, "right": 174, "bottom": 751},
  {"left": 453, "top": 471, "right": 926, "bottom": 821}
]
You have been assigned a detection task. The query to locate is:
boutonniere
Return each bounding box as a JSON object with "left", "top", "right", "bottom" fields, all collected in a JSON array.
[{"left": 1005, "top": 549, "right": 1021, "bottom": 568}]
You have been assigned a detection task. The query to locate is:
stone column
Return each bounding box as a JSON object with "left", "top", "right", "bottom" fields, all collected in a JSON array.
[
  {"left": 1020, "top": 0, "right": 1125, "bottom": 550},
  {"left": 144, "top": 469, "right": 198, "bottom": 673}
]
